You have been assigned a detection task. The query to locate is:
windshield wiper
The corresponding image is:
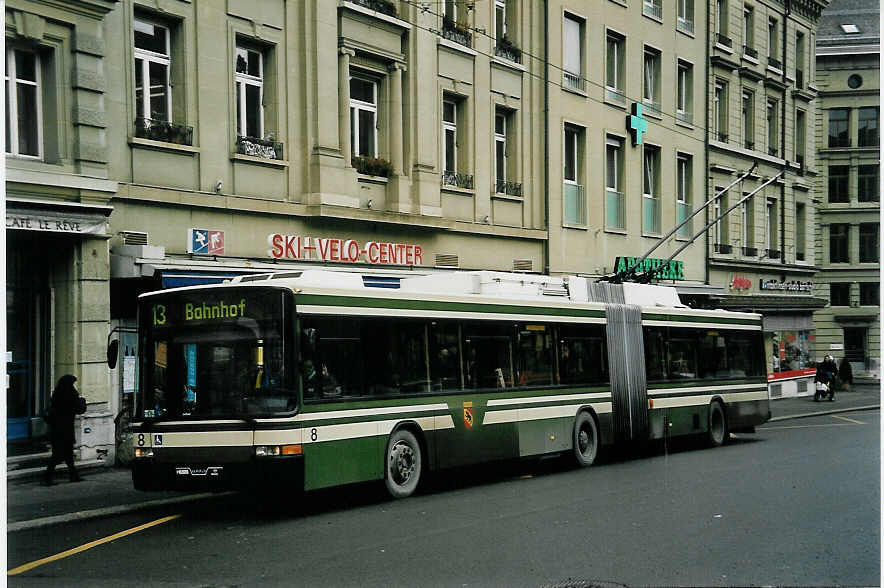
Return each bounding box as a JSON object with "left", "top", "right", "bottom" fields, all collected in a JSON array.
[{"left": 137, "top": 415, "right": 258, "bottom": 430}]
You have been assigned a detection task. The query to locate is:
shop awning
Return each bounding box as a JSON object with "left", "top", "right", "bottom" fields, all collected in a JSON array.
[
  {"left": 6, "top": 198, "right": 113, "bottom": 236},
  {"left": 708, "top": 293, "right": 829, "bottom": 313}
]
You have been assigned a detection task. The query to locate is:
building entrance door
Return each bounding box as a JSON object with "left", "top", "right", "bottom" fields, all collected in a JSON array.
[{"left": 843, "top": 327, "right": 868, "bottom": 370}]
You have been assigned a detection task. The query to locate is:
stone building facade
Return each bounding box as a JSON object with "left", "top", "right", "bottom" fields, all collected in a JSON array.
[{"left": 814, "top": 0, "right": 880, "bottom": 378}]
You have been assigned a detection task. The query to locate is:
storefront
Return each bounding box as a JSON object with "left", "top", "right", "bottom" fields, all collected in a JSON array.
[
  {"left": 707, "top": 272, "right": 827, "bottom": 398},
  {"left": 6, "top": 199, "right": 113, "bottom": 444}
]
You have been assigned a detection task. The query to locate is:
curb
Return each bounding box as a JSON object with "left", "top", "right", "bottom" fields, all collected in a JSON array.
[
  {"left": 7, "top": 459, "right": 113, "bottom": 482},
  {"left": 7, "top": 491, "right": 234, "bottom": 532},
  {"left": 769, "top": 404, "right": 880, "bottom": 422}
]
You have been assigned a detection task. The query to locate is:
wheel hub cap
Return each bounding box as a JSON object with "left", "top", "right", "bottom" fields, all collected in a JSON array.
[{"left": 391, "top": 442, "right": 415, "bottom": 484}]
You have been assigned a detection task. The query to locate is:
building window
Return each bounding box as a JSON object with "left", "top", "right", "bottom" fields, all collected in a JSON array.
[
  {"left": 795, "top": 109, "right": 806, "bottom": 169},
  {"left": 134, "top": 18, "right": 172, "bottom": 124},
  {"left": 828, "top": 165, "right": 849, "bottom": 203},
  {"left": 235, "top": 45, "right": 264, "bottom": 139},
  {"left": 563, "top": 14, "right": 584, "bottom": 91},
  {"left": 767, "top": 17, "right": 780, "bottom": 65},
  {"left": 713, "top": 188, "right": 729, "bottom": 250},
  {"left": 859, "top": 223, "right": 879, "bottom": 263},
  {"left": 606, "top": 32, "right": 625, "bottom": 102},
  {"left": 563, "top": 125, "right": 585, "bottom": 226},
  {"left": 795, "top": 202, "right": 806, "bottom": 261},
  {"left": 676, "top": 154, "right": 692, "bottom": 238},
  {"left": 495, "top": 0, "right": 507, "bottom": 40},
  {"left": 643, "top": 0, "right": 662, "bottom": 20},
  {"left": 829, "top": 223, "right": 849, "bottom": 263},
  {"left": 830, "top": 283, "right": 850, "bottom": 306},
  {"left": 743, "top": 6, "right": 754, "bottom": 50},
  {"left": 860, "top": 283, "right": 879, "bottom": 306},
  {"left": 828, "top": 109, "right": 850, "bottom": 147},
  {"left": 5, "top": 48, "right": 41, "bottom": 158},
  {"left": 643, "top": 144, "right": 661, "bottom": 234},
  {"left": 713, "top": 82, "right": 728, "bottom": 141},
  {"left": 494, "top": 109, "right": 519, "bottom": 195},
  {"left": 858, "top": 107, "right": 879, "bottom": 147},
  {"left": 350, "top": 75, "right": 378, "bottom": 159},
  {"left": 795, "top": 32, "right": 805, "bottom": 88},
  {"left": 741, "top": 199, "right": 754, "bottom": 252},
  {"left": 676, "top": 60, "right": 693, "bottom": 124},
  {"left": 715, "top": 0, "right": 728, "bottom": 37},
  {"left": 605, "top": 136, "right": 624, "bottom": 230},
  {"left": 766, "top": 98, "right": 778, "bottom": 155},
  {"left": 442, "top": 99, "right": 457, "bottom": 175},
  {"left": 741, "top": 89, "right": 754, "bottom": 149},
  {"left": 858, "top": 165, "right": 879, "bottom": 202},
  {"left": 677, "top": 0, "right": 694, "bottom": 33},
  {"left": 764, "top": 198, "right": 776, "bottom": 253},
  {"left": 643, "top": 47, "right": 661, "bottom": 115}
]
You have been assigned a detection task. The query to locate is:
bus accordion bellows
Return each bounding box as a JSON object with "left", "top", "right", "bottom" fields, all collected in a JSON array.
[{"left": 129, "top": 269, "right": 770, "bottom": 497}]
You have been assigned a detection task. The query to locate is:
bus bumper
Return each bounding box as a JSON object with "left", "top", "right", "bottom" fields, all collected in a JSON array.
[{"left": 132, "top": 455, "right": 304, "bottom": 492}]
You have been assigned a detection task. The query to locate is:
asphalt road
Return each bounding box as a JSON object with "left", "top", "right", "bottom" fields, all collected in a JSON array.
[{"left": 8, "top": 410, "right": 880, "bottom": 587}]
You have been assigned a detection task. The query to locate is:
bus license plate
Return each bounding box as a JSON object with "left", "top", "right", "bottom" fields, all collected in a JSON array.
[{"left": 175, "top": 466, "right": 223, "bottom": 477}]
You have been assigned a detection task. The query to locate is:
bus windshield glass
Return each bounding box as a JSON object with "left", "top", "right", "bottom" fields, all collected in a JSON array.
[{"left": 138, "top": 288, "right": 295, "bottom": 420}]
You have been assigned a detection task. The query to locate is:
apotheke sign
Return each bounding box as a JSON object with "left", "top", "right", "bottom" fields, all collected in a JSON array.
[
  {"left": 759, "top": 279, "right": 813, "bottom": 292},
  {"left": 268, "top": 234, "right": 424, "bottom": 266}
]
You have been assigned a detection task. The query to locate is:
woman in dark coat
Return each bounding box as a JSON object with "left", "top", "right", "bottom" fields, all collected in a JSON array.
[{"left": 42, "top": 375, "right": 86, "bottom": 485}]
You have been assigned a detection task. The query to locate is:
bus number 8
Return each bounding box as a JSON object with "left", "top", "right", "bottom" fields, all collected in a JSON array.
[
  {"left": 137, "top": 433, "right": 145, "bottom": 446},
  {"left": 311, "top": 428, "right": 317, "bottom": 441}
]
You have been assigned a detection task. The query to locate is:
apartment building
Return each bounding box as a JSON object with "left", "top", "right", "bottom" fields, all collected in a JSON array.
[
  {"left": 814, "top": 0, "right": 880, "bottom": 377},
  {"left": 706, "top": 0, "right": 829, "bottom": 396}
]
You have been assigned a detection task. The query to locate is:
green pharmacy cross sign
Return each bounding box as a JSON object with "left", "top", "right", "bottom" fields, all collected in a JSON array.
[{"left": 627, "top": 103, "right": 648, "bottom": 146}]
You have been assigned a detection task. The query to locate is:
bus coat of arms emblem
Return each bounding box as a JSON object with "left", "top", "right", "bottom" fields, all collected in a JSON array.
[{"left": 463, "top": 401, "right": 473, "bottom": 429}]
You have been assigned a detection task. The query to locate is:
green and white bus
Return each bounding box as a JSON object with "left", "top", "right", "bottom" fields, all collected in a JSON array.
[{"left": 130, "top": 270, "right": 769, "bottom": 497}]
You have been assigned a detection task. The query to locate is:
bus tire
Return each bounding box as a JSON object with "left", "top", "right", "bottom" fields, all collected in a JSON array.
[
  {"left": 708, "top": 401, "right": 727, "bottom": 447},
  {"left": 573, "top": 411, "right": 598, "bottom": 467},
  {"left": 384, "top": 429, "right": 422, "bottom": 499}
]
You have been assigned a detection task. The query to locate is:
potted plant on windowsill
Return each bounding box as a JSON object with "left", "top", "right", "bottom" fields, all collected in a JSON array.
[{"left": 352, "top": 155, "right": 393, "bottom": 178}]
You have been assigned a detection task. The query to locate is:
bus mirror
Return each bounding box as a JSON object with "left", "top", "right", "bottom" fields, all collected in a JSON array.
[{"left": 107, "top": 339, "right": 120, "bottom": 369}]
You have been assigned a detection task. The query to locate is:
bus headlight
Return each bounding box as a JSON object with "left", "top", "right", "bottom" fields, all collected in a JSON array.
[
  {"left": 255, "top": 444, "right": 302, "bottom": 457},
  {"left": 134, "top": 448, "right": 154, "bottom": 458}
]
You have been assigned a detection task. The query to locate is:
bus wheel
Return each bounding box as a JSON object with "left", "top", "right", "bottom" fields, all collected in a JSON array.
[
  {"left": 573, "top": 412, "right": 598, "bottom": 467},
  {"left": 708, "top": 401, "right": 727, "bottom": 447},
  {"left": 384, "top": 429, "right": 422, "bottom": 499}
]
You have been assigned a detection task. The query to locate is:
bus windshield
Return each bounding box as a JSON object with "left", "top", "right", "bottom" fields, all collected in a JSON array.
[{"left": 138, "top": 288, "right": 295, "bottom": 420}]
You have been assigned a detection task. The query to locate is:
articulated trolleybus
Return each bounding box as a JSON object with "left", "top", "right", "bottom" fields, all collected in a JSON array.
[{"left": 131, "top": 270, "right": 769, "bottom": 497}]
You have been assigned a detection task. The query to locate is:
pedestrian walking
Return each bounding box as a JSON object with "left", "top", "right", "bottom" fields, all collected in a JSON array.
[
  {"left": 42, "top": 375, "right": 87, "bottom": 485},
  {"left": 839, "top": 357, "right": 853, "bottom": 391}
]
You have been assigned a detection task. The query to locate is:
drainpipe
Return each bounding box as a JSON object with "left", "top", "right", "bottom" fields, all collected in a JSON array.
[
  {"left": 781, "top": 1, "right": 789, "bottom": 267},
  {"left": 543, "top": 0, "right": 550, "bottom": 276},
  {"left": 704, "top": 0, "right": 712, "bottom": 294}
]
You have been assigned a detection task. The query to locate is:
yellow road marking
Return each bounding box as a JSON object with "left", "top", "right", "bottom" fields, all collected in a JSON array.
[
  {"left": 8, "top": 514, "right": 181, "bottom": 576},
  {"left": 831, "top": 414, "right": 866, "bottom": 425}
]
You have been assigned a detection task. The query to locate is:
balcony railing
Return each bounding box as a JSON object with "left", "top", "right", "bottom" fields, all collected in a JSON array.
[
  {"left": 643, "top": 0, "right": 662, "bottom": 19},
  {"left": 442, "top": 170, "right": 474, "bottom": 189},
  {"left": 349, "top": 0, "right": 397, "bottom": 17},
  {"left": 717, "top": 131, "right": 729, "bottom": 143},
  {"left": 563, "top": 71, "right": 585, "bottom": 91},
  {"left": 796, "top": 70, "right": 804, "bottom": 89},
  {"left": 715, "top": 33, "right": 733, "bottom": 48},
  {"left": 743, "top": 45, "right": 758, "bottom": 59},
  {"left": 236, "top": 135, "right": 284, "bottom": 160},
  {"left": 494, "top": 38, "right": 522, "bottom": 64},
  {"left": 134, "top": 118, "right": 193, "bottom": 146},
  {"left": 495, "top": 179, "right": 522, "bottom": 197},
  {"left": 714, "top": 243, "right": 733, "bottom": 254},
  {"left": 605, "top": 189, "right": 625, "bottom": 230},
  {"left": 563, "top": 182, "right": 586, "bottom": 226},
  {"left": 768, "top": 146, "right": 778, "bottom": 156},
  {"left": 744, "top": 139, "right": 755, "bottom": 150},
  {"left": 742, "top": 246, "right": 758, "bottom": 256},
  {"left": 442, "top": 17, "right": 472, "bottom": 48},
  {"left": 677, "top": 16, "right": 694, "bottom": 34},
  {"left": 676, "top": 110, "right": 693, "bottom": 124},
  {"left": 768, "top": 56, "right": 782, "bottom": 70},
  {"left": 765, "top": 249, "right": 781, "bottom": 259},
  {"left": 606, "top": 87, "right": 626, "bottom": 104}
]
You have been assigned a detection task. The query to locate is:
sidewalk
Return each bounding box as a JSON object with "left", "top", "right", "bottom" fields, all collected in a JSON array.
[{"left": 6, "top": 385, "right": 879, "bottom": 531}]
